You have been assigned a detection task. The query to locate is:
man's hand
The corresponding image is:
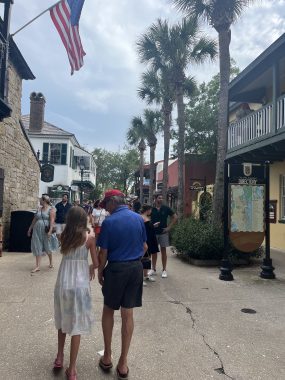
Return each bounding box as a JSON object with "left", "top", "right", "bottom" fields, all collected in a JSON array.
[
  {"left": 163, "top": 227, "right": 170, "bottom": 233},
  {"left": 98, "top": 269, "right": 104, "bottom": 286},
  {"left": 89, "top": 264, "right": 95, "bottom": 280}
]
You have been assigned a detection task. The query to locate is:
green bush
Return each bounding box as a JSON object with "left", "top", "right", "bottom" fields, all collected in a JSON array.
[
  {"left": 171, "top": 217, "right": 224, "bottom": 260},
  {"left": 171, "top": 217, "right": 264, "bottom": 262}
]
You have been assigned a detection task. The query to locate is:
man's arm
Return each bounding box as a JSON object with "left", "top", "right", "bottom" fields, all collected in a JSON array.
[
  {"left": 98, "top": 248, "right": 108, "bottom": 286},
  {"left": 165, "top": 212, "right": 178, "bottom": 232}
]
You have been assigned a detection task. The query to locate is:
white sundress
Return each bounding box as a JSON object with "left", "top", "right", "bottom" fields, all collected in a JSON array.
[{"left": 54, "top": 241, "right": 93, "bottom": 336}]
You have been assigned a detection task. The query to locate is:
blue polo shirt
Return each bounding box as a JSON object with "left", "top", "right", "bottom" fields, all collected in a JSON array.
[{"left": 97, "top": 205, "right": 147, "bottom": 262}]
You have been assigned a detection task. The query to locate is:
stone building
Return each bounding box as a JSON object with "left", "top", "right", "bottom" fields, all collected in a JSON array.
[{"left": 0, "top": 37, "right": 40, "bottom": 248}]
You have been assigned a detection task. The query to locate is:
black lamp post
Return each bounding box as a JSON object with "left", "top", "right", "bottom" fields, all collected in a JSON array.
[{"left": 79, "top": 157, "right": 85, "bottom": 205}]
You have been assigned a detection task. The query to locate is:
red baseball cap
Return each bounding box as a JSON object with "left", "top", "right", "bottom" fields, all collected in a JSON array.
[{"left": 99, "top": 189, "right": 125, "bottom": 208}]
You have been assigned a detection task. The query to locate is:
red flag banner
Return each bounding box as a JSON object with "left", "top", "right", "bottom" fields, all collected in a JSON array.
[{"left": 50, "top": 0, "right": 86, "bottom": 75}]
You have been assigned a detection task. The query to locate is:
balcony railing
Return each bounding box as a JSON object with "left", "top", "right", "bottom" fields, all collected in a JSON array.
[
  {"left": 228, "top": 95, "right": 285, "bottom": 150},
  {"left": 277, "top": 95, "right": 285, "bottom": 130},
  {"left": 228, "top": 103, "right": 272, "bottom": 149}
]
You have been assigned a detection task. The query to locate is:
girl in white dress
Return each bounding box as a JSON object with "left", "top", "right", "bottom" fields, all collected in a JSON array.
[{"left": 53, "top": 206, "right": 98, "bottom": 380}]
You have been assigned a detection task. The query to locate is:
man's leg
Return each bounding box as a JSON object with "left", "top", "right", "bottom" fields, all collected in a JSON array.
[
  {"left": 117, "top": 307, "right": 134, "bottom": 375},
  {"left": 161, "top": 246, "right": 167, "bottom": 271},
  {"left": 101, "top": 305, "right": 114, "bottom": 364},
  {"left": 151, "top": 252, "right": 157, "bottom": 271}
]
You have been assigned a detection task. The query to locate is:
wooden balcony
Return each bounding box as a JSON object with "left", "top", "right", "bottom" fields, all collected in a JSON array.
[{"left": 228, "top": 94, "right": 285, "bottom": 153}]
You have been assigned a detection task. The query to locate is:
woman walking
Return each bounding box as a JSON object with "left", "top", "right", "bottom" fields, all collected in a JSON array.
[
  {"left": 27, "top": 194, "right": 58, "bottom": 273},
  {"left": 140, "top": 205, "right": 159, "bottom": 285},
  {"left": 53, "top": 207, "right": 98, "bottom": 380}
]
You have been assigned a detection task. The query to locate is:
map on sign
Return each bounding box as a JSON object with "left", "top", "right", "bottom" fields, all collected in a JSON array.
[{"left": 230, "top": 185, "right": 264, "bottom": 232}]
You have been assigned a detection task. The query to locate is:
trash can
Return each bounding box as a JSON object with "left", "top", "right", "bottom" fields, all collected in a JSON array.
[{"left": 9, "top": 211, "right": 35, "bottom": 252}]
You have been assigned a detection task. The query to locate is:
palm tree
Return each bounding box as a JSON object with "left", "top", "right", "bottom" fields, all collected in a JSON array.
[
  {"left": 137, "top": 17, "right": 216, "bottom": 219},
  {"left": 127, "top": 110, "right": 162, "bottom": 204},
  {"left": 138, "top": 68, "right": 174, "bottom": 201},
  {"left": 172, "top": 0, "right": 256, "bottom": 222}
]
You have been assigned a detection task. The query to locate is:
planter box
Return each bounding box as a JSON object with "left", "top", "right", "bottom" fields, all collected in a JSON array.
[{"left": 188, "top": 258, "right": 220, "bottom": 267}]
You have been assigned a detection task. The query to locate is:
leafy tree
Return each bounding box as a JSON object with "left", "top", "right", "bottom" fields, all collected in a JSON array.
[
  {"left": 92, "top": 147, "right": 139, "bottom": 193},
  {"left": 172, "top": 0, "right": 256, "bottom": 222},
  {"left": 138, "top": 68, "right": 174, "bottom": 200},
  {"left": 127, "top": 109, "right": 162, "bottom": 203},
  {"left": 182, "top": 62, "right": 240, "bottom": 157},
  {"left": 137, "top": 17, "right": 216, "bottom": 218}
]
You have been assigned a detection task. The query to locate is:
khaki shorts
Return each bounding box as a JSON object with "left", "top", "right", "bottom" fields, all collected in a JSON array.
[
  {"left": 56, "top": 223, "right": 66, "bottom": 235},
  {"left": 156, "top": 232, "right": 170, "bottom": 248}
]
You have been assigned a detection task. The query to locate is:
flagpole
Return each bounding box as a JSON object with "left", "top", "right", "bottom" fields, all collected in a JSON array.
[{"left": 11, "top": 0, "right": 62, "bottom": 37}]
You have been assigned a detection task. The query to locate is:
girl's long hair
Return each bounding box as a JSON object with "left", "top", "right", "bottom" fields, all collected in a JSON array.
[{"left": 60, "top": 206, "right": 88, "bottom": 255}]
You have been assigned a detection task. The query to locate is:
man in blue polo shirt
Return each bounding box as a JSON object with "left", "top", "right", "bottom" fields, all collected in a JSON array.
[{"left": 97, "top": 189, "right": 147, "bottom": 380}]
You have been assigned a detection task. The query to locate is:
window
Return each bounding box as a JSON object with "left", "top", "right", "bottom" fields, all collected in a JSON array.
[
  {"left": 280, "top": 175, "right": 285, "bottom": 219},
  {"left": 42, "top": 143, "right": 67, "bottom": 165}
]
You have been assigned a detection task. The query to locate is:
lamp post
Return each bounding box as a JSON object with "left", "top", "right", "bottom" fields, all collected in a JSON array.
[{"left": 79, "top": 157, "right": 85, "bottom": 205}]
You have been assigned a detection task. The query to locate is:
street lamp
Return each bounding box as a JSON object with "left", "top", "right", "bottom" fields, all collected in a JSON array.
[{"left": 79, "top": 156, "right": 85, "bottom": 205}]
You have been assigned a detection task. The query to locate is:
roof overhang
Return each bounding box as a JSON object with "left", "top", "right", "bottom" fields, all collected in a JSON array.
[{"left": 229, "top": 33, "right": 285, "bottom": 102}]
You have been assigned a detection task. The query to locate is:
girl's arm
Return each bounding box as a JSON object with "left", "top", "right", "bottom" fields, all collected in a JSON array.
[
  {"left": 48, "top": 208, "right": 56, "bottom": 236},
  {"left": 86, "top": 235, "right": 99, "bottom": 280}
]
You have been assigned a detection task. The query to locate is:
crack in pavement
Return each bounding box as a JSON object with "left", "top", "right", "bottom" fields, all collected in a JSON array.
[{"left": 168, "top": 299, "right": 235, "bottom": 380}]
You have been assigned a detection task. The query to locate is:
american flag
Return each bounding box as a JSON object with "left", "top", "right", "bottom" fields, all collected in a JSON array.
[{"left": 50, "top": 0, "right": 86, "bottom": 75}]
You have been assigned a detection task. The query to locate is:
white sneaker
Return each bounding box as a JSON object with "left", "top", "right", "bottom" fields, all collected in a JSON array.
[
  {"left": 161, "top": 270, "right": 168, "bottom": 278},
  {"left": 143, "top": 281, "right": 147, "bottom": 286},
  {"left": 145, "top": 276, "right": 156, "bottom": 282},
  {"left": 148, "top": 269, "right": 157, "bottom": 276}
]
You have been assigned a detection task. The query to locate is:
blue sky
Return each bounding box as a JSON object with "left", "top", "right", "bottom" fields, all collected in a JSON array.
[{"left": 9, "top": 0, "right": 285, "bottom": 160}]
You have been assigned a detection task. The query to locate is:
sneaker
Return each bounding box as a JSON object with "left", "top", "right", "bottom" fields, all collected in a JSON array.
[
  {"left": 148, "top": 269, "right": 157, "bottom": 276},
  {"left": 143, "top": 281, "right": 147, "bottom": 286},
  {"left": 145, "top": 276, "right": 156, "bottom": 282},
  {"left": 161, "top": 270, "right": 168, "bottom": 278}
]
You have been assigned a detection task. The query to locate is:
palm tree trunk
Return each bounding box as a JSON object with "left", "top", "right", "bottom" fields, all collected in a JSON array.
[
  {"left": 149, "top": 144, "right": 156, "bottom": 204},
  {"left": 162, "top": 101, "right": 172, "bottom": 202},
  {"left": 213, "top": 28, "right": 231, "bottom": 224},
  {"left": 139, "top": 139, "right": 146, "bottom": 205},
  {"left": 176, "top": 83, "right": 185, "bottom": 219}
]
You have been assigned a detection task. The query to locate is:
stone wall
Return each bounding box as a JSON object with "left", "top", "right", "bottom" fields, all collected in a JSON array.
[{"left": 0, "top": 62, "right": 40, "bottom": 248}]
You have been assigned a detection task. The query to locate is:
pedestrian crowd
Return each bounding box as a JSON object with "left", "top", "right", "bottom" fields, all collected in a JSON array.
[{"left": 27, "top": 190, "right": 177, "bottom": 380}]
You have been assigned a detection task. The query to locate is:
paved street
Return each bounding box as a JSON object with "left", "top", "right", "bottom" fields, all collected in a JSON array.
[{"left": 0, "top": 248, "right": 285, "bottom": 380}]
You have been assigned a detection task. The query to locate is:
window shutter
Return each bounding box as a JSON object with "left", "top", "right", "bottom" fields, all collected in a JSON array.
[
  {"left": 0, "top": 168, "right": 4, "bottom": 217},
  {"left": 69, "top": 147, "right": 72, "bottom": 167},
  {"left": 43, "top": 143, "right": 49, "bottom": 163},
  {"left": 61, "top": 143, "right": 67, "bottom": 165}
]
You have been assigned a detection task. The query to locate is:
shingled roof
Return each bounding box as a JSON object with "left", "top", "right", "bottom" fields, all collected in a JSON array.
[{"left": 21, "top": 114, "right": 74, "bottom": 138}]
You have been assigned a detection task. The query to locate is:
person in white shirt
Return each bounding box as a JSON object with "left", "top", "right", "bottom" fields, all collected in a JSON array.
[{"left": 92, "top": 199, "right": 109, "bottom": 238}]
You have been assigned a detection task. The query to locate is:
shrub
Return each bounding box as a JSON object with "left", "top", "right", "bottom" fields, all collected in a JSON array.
[
  {"left": 171, "top": 217, "right": 264, "bottom": 262},
  {"left": 171, "top": 217, "right": 224, "bottom": 260}
]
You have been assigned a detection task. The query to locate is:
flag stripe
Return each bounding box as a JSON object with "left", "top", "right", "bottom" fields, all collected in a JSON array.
[{"left": 50, "top": 0, "right": 85, "bottom": 74}]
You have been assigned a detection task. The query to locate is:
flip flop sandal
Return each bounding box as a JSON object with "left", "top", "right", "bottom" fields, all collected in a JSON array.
[
  {"left": 99, "top": 357, "right": 113, "bottom": 371},
  {"left": 53, "top": 355, "right": 64, "bottom": 369},
  {"left": 116, "top": 365, "right": 129, "bottom": 380},
  {"left": 65, "top": 368, "right": 77, "bottom": 380},
  {"left": 31, "top": 268, "right": 40, "bottom": 273}
]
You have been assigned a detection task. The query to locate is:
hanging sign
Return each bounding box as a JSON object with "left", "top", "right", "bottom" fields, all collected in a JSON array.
[{"left": 41, "top": 163, "right": 54, "bottom": 183}]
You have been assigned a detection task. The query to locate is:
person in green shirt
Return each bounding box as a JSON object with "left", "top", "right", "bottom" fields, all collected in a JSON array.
[{"left": 150, "top": 194, "right": 178, "bottom": 278}]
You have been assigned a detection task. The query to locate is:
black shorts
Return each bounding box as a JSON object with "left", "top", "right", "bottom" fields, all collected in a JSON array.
[{"left": 102, "top": 260, "right": 143, "bottom": 310}]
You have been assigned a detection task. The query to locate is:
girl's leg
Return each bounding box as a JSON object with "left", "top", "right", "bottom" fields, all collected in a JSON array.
[
  {"left": 54, "top": 329, "right": 66, "bottom": 367},
  {"left": 47, "top": 252, "right": 53, "bottom": 268},
  {"left": 68, "top": 335, "right": 81, "bottom": 374},
  {"left": 57, "top": 329, "right": 66, "bottom": 360}
]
